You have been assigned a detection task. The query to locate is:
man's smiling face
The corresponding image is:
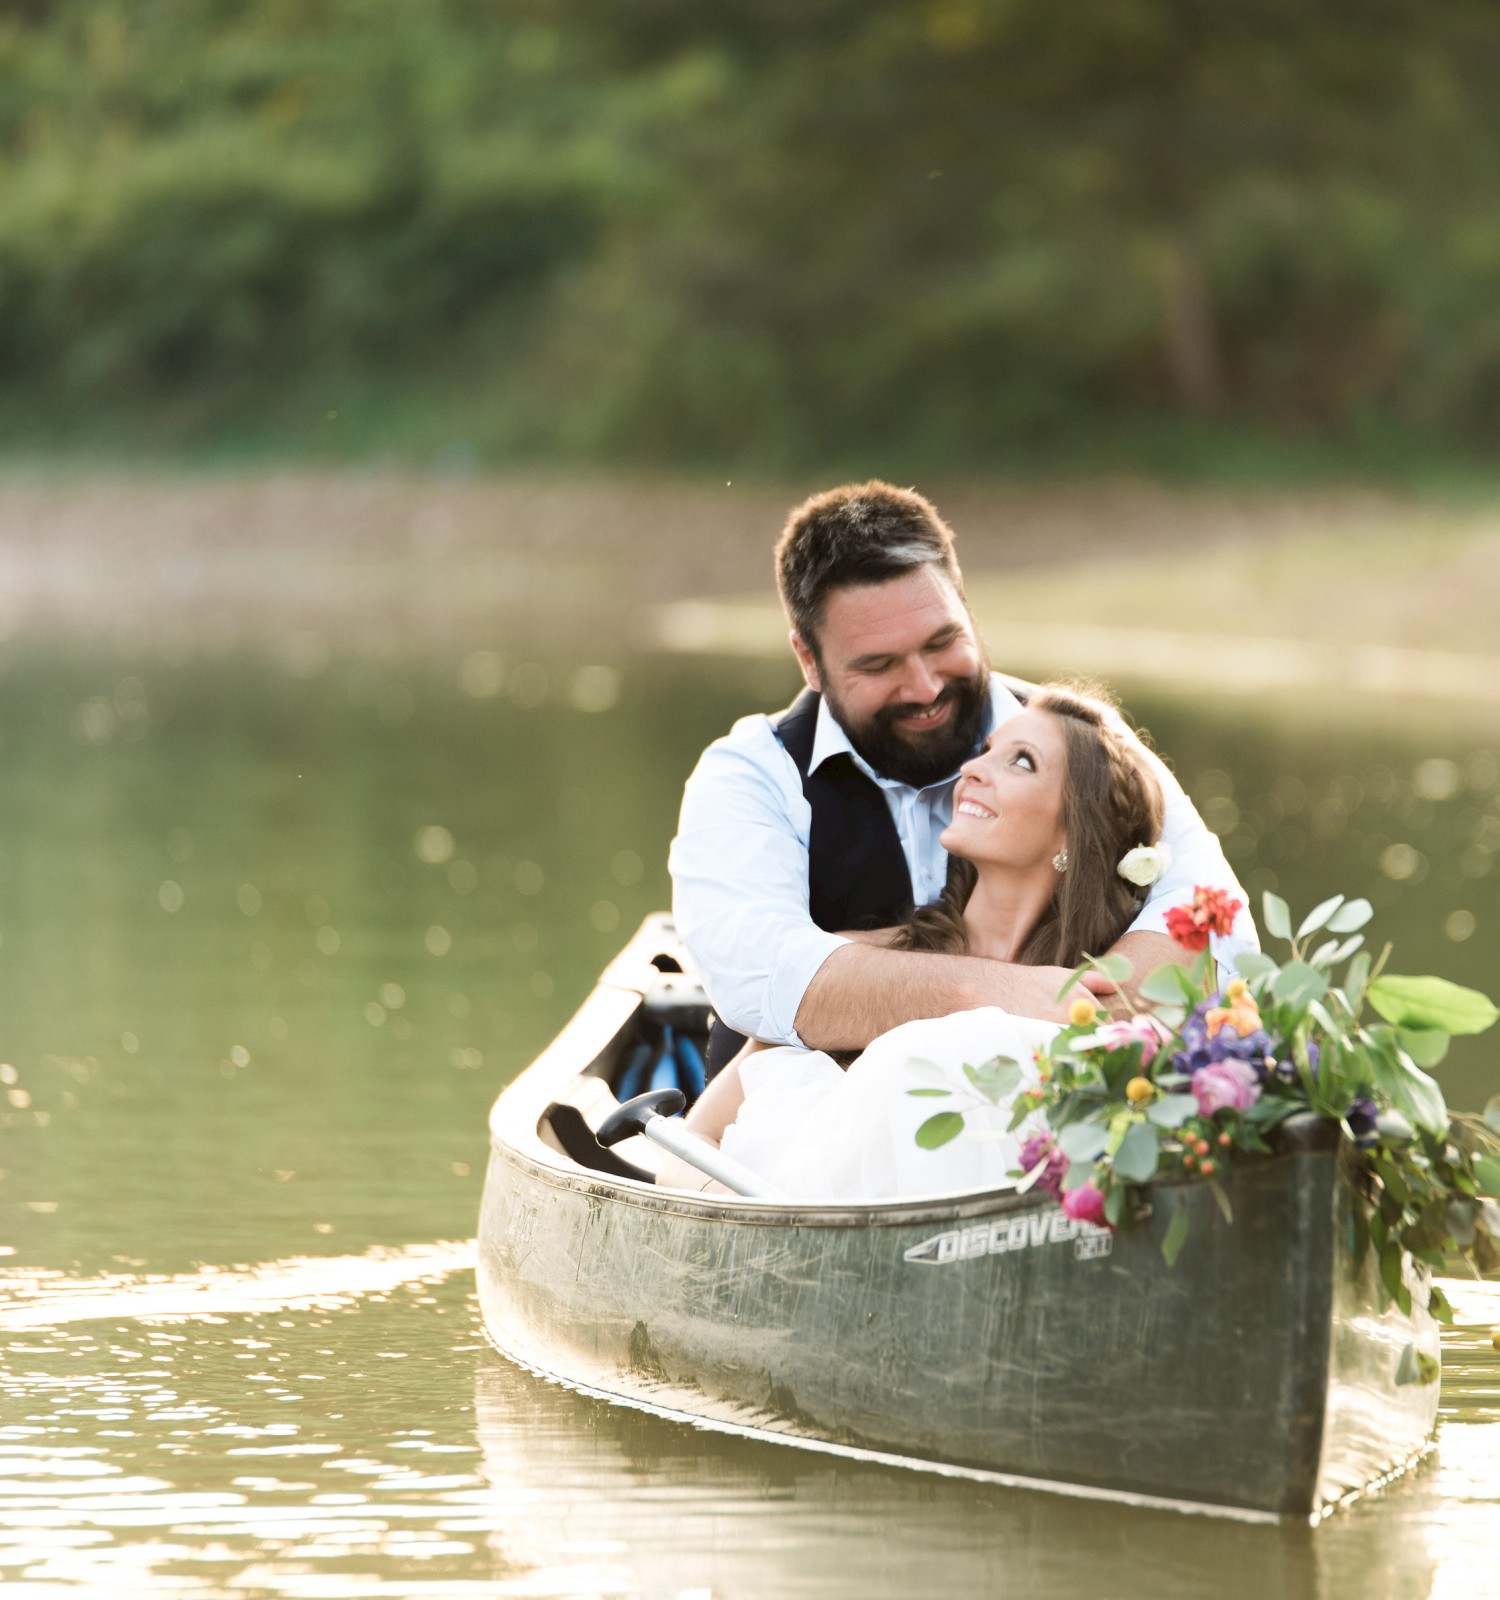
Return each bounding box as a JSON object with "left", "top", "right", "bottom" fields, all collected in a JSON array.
[{"left": 791, "top": 564, "right": 989, "bottom": 787}]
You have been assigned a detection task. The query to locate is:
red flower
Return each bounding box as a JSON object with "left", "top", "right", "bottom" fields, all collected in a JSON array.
[{"left": 1165, "top": 886, "right": 1243, "bottom": 953}]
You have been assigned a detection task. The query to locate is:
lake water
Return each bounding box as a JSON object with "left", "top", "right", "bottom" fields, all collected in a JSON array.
[{"left": 2, "top": 634, "right": 1499, "bottom": 1598}]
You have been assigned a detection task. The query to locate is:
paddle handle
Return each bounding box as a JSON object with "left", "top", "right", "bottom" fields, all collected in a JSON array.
[{"left": 641, "top": 1116, "right": 783, "bottom": 1200}]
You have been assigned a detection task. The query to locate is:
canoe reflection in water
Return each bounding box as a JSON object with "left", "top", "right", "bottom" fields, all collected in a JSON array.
[
  {"left": 476, "top": 916, "right": 1442, "bottom": 1521},
  {"left": 470, "top": 1339, "right": 1449, "bottom": 1599}
]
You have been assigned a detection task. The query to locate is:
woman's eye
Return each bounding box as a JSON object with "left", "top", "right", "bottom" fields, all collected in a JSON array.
[{"left": 1013, "top": 751, "right": 1035, "bottom": 772}]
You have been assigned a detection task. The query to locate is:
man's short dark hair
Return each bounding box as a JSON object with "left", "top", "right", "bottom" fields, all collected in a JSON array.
[{"left": 774, "top": 481, "right": 963, "bottom": 650}]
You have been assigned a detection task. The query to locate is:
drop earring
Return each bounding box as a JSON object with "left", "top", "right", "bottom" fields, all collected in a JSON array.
[{"left": 1052, "top": 849, "right": 1069, "bottom": 873}]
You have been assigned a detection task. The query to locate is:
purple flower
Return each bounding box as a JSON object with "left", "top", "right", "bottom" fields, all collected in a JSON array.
[
  {"left": 1191, "top": 1060, "right": 1262, "bottom": 1116},
  {"left": 1173, "top": 996, "right": 1280, "bottom": 1083},
  {"left": 1345, "top": 1095, "right": 1379, "bottom": 1147},
  {"left": 1019, "top": 1132, "right": 1069, "bottom": 1202},
  {"left": 1275, "top": 1041, "right": 1319, "bottom": 1085},
  {"left": 1062, "top": 1182, "right": 1109, "bottom": 1227}
]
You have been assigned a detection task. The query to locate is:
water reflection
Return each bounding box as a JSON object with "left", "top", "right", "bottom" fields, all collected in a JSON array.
[{"left": 4, "top": 1264, "right": 1498, "bottom": 1598}]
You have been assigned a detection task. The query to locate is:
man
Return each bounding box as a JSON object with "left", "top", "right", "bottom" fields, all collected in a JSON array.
[{"left": 669, "top": 481, "right": 1255, "bottom": 1067}]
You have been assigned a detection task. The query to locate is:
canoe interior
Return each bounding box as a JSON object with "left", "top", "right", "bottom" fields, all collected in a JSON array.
[{"left": 478, "top": 915, "right": 1441, "bottom": 1520}]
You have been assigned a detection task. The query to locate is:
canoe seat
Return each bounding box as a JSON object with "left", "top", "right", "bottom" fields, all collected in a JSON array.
[
  {"left": 539, "top": 1071, "right": 663, "bottom": 1182},
  {"left": 540, "top": 1101, "right": 656, "bottom": 1183}
]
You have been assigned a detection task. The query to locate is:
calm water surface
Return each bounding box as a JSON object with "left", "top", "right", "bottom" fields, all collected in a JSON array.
[{"left": 2, "top": 637, "right": 1499, "bottom": 1597}]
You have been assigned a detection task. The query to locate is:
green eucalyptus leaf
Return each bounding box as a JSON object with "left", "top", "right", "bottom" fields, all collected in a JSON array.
[
  {"left": 1138, "top": 964, "right": 1201, "bottom": 1005},
  {"left": 1103, "top": 1183, "right": 1126, "bottom": 1226},
  {"left": 906, "top": 1087, "right": 953, "bottom": 1097},
  {"left": 1112, "top": 1121, "right": 1161, "bottom": 1183},
  {"left": 1091, "top": 953, "right": 1136, "bottom": 984},
  {"left": 1232, "top": 951, "right": 1280, "bottom": 983},
  {"left": 1345, "top": 950, "right": 1372, "bottom": 1005},
  {"left": 904, "top": 1058, "right": 953, "bottom": 1087},
  {"left": 1395, "top": 1027, "right": 1450, "bottom": 1069},
  {"left": 1161, "top": 1206, "right": 1190, "bottom": 1268},
  {"left": 1147, "top": 1093, "right": 1199, "bottom": 1129},
  {"left": 915, "top": 1112, "right": 965, "bottom": 1150},
  {"left": 1368, "top": 975, "right": 1499, "bottom": 1035},
  {"left": 1262, "top": 892, "right": 1292, "bottom": 942},
  {"left": 962, "top": 1055, "right": 1021, "bottom": 1105},
  {"left": 1272, "top": 961, "right": 1330, "bottom": 1007},
  {"left": 1326, "top": 934, "right": 1365, "bottom": 964},
  {"left": 1308, "top": 938, "right": 1341, "bottom": 968},
  {"left": 1207, "top": 1178, "right": 1234, "bottom": 1225},
  {"left": 1297, "top": 894, "right": 1345, "bottom": 942},
  {"left": 1327, "top": 897, "right": 1374, "bottom": 934},
  {"left": 1058, "top": 1123, "right": 1110, "bottom": 1164},
  {"left": 1054, "top": 963, "right": 1090, "bottom": 1004}
]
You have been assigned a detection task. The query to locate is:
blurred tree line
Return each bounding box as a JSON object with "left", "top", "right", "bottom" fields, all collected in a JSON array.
[{"left": 2, "top": 0, "right": 1499, "bottom": 468}]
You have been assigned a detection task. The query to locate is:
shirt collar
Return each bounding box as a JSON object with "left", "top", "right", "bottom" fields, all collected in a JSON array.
[{"left": 808, "top": 673, "right": 1025, "bottom": 791}]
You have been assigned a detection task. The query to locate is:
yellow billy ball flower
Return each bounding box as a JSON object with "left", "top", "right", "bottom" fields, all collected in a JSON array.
[
  {"left": 1069, "top": 997, "right": 1099, "bottom": 1026},
  {"left": 1225, "top": 977, "right": 1250, "bottom": 1002},
  {"left": 1126, "top": 1076, "right": 1154, "bottom": 1105}
]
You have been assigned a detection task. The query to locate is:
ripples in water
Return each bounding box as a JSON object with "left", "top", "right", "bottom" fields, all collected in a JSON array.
[{"left": 1, "top": 1251, "right": 1498, "bottom": 1598}]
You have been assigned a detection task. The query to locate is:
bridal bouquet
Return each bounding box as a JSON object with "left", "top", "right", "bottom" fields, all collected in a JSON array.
[{"left": 911, "top": 886, "right": 1500, "bottom": 1330}]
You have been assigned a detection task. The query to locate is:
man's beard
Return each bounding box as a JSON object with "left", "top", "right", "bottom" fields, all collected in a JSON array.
[{"left": 825, "top": 670, "right": 990, "bottom": 788}]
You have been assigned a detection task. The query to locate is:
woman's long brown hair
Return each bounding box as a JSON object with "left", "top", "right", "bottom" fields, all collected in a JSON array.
[{"left": 893, "top": 684, "right": 1165, "bottom": 967}]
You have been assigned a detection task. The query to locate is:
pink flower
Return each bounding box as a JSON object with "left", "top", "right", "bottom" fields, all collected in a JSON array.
[
  {"left": 1061, "top": 1182, "right": 1109, "bottom": 1227},
  {"left": 1190, "top": 1060, "right": 1261, "bottom": 1116},
  {"left": 1087, "top": 1015, "right": 1171, "bottom": 1055}
]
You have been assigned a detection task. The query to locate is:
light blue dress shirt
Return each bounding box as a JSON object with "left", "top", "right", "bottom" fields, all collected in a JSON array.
[{"left": 669, "top": 675, "right": 1256, "bottom": 1046}]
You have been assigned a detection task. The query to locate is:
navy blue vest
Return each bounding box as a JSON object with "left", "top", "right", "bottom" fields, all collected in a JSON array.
[{"left": 701, "top": 677, "right": 1035, "bottom": 1077}]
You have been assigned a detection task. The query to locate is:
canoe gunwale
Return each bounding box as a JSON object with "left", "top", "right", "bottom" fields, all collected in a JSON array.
[
  {"left": 485, "top": 911, "right": 1348, "bottom": 1228},
  {"left": 488, "top": 1105, "right": 1345, "bottom": 1230}
]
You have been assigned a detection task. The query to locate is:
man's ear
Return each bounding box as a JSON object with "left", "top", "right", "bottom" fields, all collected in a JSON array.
[{"left": 789, "top": 631, "right": 822, "bottom": 692}]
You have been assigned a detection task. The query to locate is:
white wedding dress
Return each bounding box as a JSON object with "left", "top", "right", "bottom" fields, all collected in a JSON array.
[{"left": 718, "top": 1006, "right": 1061, "bottom": 1201}]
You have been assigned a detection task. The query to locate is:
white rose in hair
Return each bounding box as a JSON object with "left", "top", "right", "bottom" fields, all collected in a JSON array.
[{"left": 1117, "top": 842, "right": 1172, "bottom": 888}]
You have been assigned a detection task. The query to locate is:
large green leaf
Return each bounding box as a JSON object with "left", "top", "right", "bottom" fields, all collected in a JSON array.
[
  {"left": 1262, "top": 891, "right": 1292, "bottom": 942},
  {"left": 1112, "top": 1121, "right": 1161, "bottom": 1183},
  {"left": 915, "top": 1112, "right": 965, "bottom": 1149},
  {"left": 1473, "top": 1156, "right": 1500, "bottom": 1200},
  {"left": 1368, "top": 975, "right": 1499, "bottom": 1034},
  {"left": 1368, "top": 1037, "right": 1449, "bottom": 1136},
  {"left": 1395, "top": 1027, "right": 1450, "bottom": 1069}
]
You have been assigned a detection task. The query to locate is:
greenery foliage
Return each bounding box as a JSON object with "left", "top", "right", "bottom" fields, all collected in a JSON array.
[
  {"left": 6, "top": 2, "right": 1500, "bottom": 465},
  {"left": 912, "top": 889, "right": 1500, "bottom": 1344}
]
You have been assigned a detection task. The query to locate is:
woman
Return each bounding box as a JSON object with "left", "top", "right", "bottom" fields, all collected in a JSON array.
[{"left": 664, "top": 683, "right": 1168, "bottom": 1200}]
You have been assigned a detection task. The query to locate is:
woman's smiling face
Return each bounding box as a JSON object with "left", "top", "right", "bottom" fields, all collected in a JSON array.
[{"left": 939, "top": 707, "right": 1069, "bottom": 871}]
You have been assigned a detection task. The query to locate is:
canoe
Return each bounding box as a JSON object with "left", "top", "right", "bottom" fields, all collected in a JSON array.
[{"left": 476, "top": 915, "right": 1441, "bottom": 1521}]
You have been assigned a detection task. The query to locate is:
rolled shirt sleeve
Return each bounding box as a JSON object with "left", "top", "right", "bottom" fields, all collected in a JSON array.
[{"left": 669, "top": 716, "right": 850, "bottom": 1046}]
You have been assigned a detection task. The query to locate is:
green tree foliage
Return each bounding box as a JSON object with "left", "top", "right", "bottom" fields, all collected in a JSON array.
[{"left": 3, "top": 1, "right": 1500, "bottom": 465}]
